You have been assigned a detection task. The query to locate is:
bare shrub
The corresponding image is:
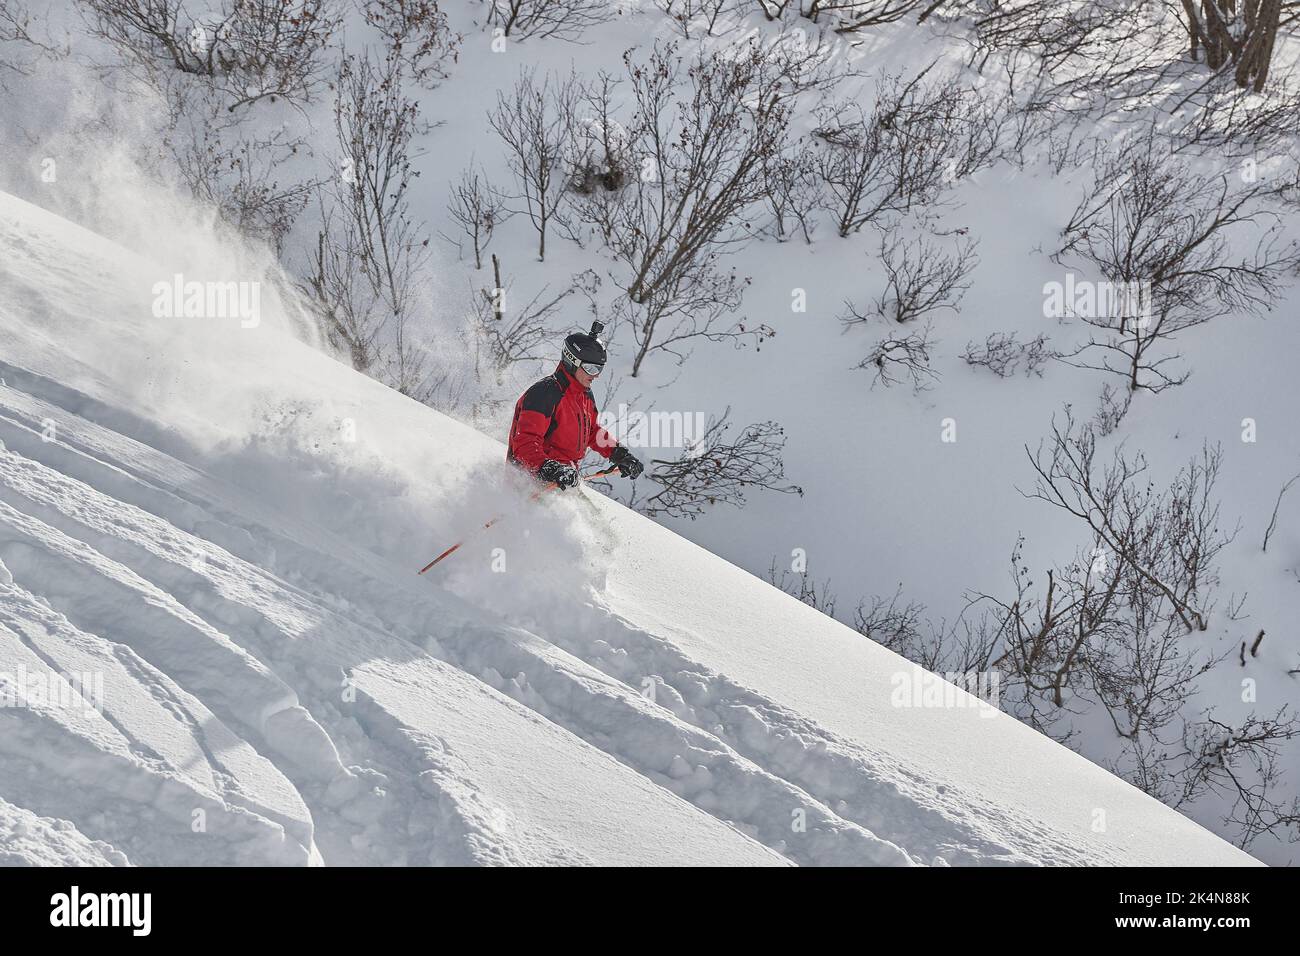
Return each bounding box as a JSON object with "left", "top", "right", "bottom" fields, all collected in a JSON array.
[
  {"left": 470, "top": 258, "right": 601, "bottom": 384},
  {"left": 964, "top": 1, "right": 1300, "bottom": 152},
  {"left": 595, "top": 40, "right": 803, "bottom": 375},
  {"left": 958, "top": 413, "right": 1235, "bottom": 745},
  {"left": 568, "top": 72, "right": 630, "bottom": 199},
  {"left": 1023, "top": 409, "right": 1233, "bottom": 636},
  {"left": 487, "top": 0, "right": 607, "bottom": 40},
  {"left": 169, "top": 119, "right": 316, "bottom": 254},
  {"left": 1119, "top": 706, "right": 1300, "bottom": 849},
  {"left": 1262, "top": 469, "right": 1300, "bottom": 552},
  {"left": 753, "top": 0, "right": 791, "bottom": 18},
  {"left": 969, "top": 0, "right": 1156, "bottom": 83},
  {"left": 557, "top": 33, "right": 839, "bottom": 372},
  {"left": 656, "top": 0, "right": 732, "bottom": 36},
  {"left": 362, "top": 0, "right": 460, "bottom": 89},
  {"left": 962, "top": 331, "right": 1054, "bottom": 378},
  {"left": 800, "top": 0, "right": 929, "bottom": 32},
  {"left": 443, "top": 164, "right": 506, "bottom": 270},
  {"left": 853, "top": 586, "right": 926, "bottom": 648},
  {"left": 82, "top": 0, "right": 341, "bottom": 110},
  {"left": 813, "top": 98, "right": 932, "bottom": 237},
  {"left": 767, "top": 559, "right": 837, "bottom": 616},
  {"left": 870, "top": 406, "right": 1294, "bottom": 850},
  {"left": 854, "top": 585, "right": 1003, "bottom": 675},
  {"left": 754, "top": 0, "right": 957, "bottom": 26},
  {"left": 302, "top": 53, "right": 432, "bottom": 398},
  {"left": 856, "top": 321, "right": 939, "bottom": 391},
  {"left": 844, "top": 230, "right": 978, "bottom": 325},
  {"left": 813, "top": 69, "right": 1004, "bottom": 236},
  {"left": 1, "top": 0, "right": 65, "bottom": 78},
  {"left": 622, "top": 409, "right": 803, "bottom": 519},
  {"left": 1056, "top": 136, "right": 1299, "bottom": 393},
  {"left": 1174, "top": 77, "right": 1300, "bottom": 153},
  {"left": 1091, "top": 381, "right": 1132, "bottom": 436},
  {"left": 489, "top": 67, "right": 582, "bottom": 261},
  {"left": 761, "top": 138, "right": 824, "bottom": 243}
]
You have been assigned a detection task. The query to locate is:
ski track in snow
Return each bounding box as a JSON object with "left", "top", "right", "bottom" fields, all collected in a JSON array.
[
  {"left": 0, "top": 385, "right": 790, "bottom": 865},
  {"left": 0, "top": 376, "right": 911, "bottom": 865},
  {"left": 0, "top": 371, "right": 1129, "bottom": 867},
  {"left": 0, "top": 798, "right": 127, "bottom": 866},
  {"left": 0, "top": 192, "right": 1257, "bottom": 866}
]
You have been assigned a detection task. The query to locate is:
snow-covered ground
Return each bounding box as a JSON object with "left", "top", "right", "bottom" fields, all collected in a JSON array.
[{"left": 0, "top": 190, "right": 1259, "bottom": 866}]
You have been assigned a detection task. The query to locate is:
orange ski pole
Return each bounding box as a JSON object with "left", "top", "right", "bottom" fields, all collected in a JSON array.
[{"left": 417, "top": 466, "right": 619, "bottom": 575}]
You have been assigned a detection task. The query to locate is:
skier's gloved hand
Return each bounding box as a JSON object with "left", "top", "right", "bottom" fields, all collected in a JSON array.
[
  {"left": 610, "top": 445, "right": 643, "bottom": 480},
  {"left": 539, "top": 459, "right": 579, "bottom": 490}
]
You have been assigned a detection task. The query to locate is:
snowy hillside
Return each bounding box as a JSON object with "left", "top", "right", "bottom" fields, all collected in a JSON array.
[{"left": 0, "top": 190, "right": 1258, "bottom": 866}]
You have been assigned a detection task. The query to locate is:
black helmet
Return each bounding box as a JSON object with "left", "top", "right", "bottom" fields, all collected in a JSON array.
[{"left": 562, "top": 321, "right": 607, "bottom": 373}]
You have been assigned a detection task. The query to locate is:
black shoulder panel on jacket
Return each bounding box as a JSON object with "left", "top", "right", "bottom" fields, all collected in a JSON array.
[{"left": 520, "top": 375, "right": 564, "bottom": 417}]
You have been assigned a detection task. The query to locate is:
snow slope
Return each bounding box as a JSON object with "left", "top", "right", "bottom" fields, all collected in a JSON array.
[{"left": 0, "top": 190, "right": 1258, "bottom": 865}]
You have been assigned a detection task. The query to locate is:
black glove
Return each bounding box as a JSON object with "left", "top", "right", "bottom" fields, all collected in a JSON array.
[
  {"left": 610, "top": 445, "right": 643, "bottom": 480},
  {"left": 538, "top": 459, "right": 579, "bottom": 490}
]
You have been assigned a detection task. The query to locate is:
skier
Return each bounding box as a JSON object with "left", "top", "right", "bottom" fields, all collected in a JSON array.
[{"left": 507, "top": 321, "right": 643, "bottom": 490}]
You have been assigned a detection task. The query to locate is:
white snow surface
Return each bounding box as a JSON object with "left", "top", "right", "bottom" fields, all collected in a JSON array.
[{"left": 0, "top": 190, "right": 1258, "bottom": 866}]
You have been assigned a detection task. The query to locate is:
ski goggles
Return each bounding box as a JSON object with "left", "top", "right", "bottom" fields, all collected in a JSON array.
[{"left": 577, "top": 360, "right": 605, "bottom": 377}]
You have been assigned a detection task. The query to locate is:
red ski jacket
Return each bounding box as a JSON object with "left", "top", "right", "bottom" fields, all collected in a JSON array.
[{"left": 507, "top": 364, "right": 617, "bottom": 473}]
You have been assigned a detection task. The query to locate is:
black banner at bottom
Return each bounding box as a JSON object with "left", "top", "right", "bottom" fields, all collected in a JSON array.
[{"left": 0, "top": 865, "right": 1279, "bottom": 942}]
